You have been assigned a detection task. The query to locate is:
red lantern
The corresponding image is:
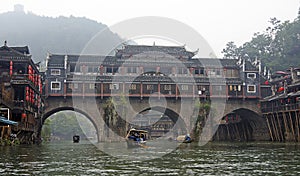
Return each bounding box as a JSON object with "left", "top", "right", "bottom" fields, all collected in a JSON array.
[
  {"left": 32, "top": 70, "right": 35, "bottom": 83},
  {"left": 264, "top": 80, "right": 269, "bottom": 85},
  {"left": 278, "top": 87, "right": 284, "bottom": 92},
  {"left": 21, "top": 113, "right": 27, "bottom": 118},
  {"left": 28, "top": 65, "right": 32, "bottom": 80},
  {"left": 9, "top": 61, "right": 13, "bottom": 76}
]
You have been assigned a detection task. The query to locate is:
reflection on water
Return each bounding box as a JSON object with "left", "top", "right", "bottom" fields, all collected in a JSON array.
[{"left": 1, "top": 141, "right": 300, "bottom": 175}]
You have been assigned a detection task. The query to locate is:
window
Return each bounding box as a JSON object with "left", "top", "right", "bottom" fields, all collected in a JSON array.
[
  {"left": 208, "top": 69, "right": 216, "bottom": 77},
  {"left": 147, "top": 85, "right": 153, "bottom": 90},
  {"left": 127, "top": 67, "right": 137, "bottom": 73},
  {"left": 178, "top": 68, "right": 188, "bottom": 74},
  {"left": 68, "top": 84, "right": 73, "bottom": 89},
  {"left": 215, "top": 85, "right": 223, "bottom": 91},
  {"left": 297, "top": 71, "right": 300, "bottom": 76},
  {"left": 181, "top": 85, "right": 189, "bottom": 90},
  {"left": 238, "top": 85, "right": 241, "bottom": 91},
  {"left": 164, "top": 85, "right": 171, "bottom": 91},
  {"left": 247, "top": 85, "right": 256, "bottom": 93},
  {"left": 51, "top": 81, "right": 61, "bottom": 90},
  {"left": 51, "top": 69, "right": 61, "bottom": 75},
  {"left": 109, "top": 83, "right": 119, "bottom": 90},
  {"left": 80, "top": 65, "right": 87, "bottom": 72},
  {"left": 194, "top": 68, "right": 204, "bottom": 75},
  {"left": 89, "top": 83, "right": 95, "bottom": 89},
  {"left": 130, "top": 84, "right": 137, "bottom": 90},
  {"left": 247, "top": 73, "right": 256, "bottom": 79},
  {"left": 107, "top": 67, "right": 118, "bottom": 75},
  {"left": 74, "top": 83, "right": 78, "bottom": 89}
]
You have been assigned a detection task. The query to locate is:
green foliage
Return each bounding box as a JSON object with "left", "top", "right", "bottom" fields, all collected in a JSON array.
[
  {"left": 193, "top": 100, "right": 211, "bottom": 137},
  {"left": 222, "top": 41, "right": 239, "bottom": 59},
  {"left": 42, "top": 111, "right": 96, "bottom": 140},
  {"left": 222, "top": 13, "right": 300, "bottom": 71},
  {"left": 41, "top": 118, "right": 52, "bottom": 140}
]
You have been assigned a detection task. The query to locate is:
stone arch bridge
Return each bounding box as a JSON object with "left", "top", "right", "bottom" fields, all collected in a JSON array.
[{"left": 39, "top": 96, "right": 268, "bottom": 142}]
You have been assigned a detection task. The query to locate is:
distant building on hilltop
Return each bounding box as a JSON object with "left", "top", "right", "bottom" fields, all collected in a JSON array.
[{"left": 14, "top": 4, "right": 25, "bottom": 13}]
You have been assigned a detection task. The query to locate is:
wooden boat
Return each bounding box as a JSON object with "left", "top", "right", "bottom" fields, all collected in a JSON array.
[
  {"left": 125, "top": 128, "right": 148, "bottom": 148},
  {"left": 73, "top": 135, "right": 80, "bottom": 143},
  {"left": 176, "top": 134, "right": 192, "bottom": 143}
]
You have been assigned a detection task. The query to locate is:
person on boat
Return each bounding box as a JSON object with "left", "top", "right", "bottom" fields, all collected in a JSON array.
[
  {"left": 140, "top": 134, "right": 145, "bottom": 141},
  {"left": 185, "top": 134, "right": 191, "bottom": 142}
]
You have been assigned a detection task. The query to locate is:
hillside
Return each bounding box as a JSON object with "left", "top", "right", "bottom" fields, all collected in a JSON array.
[{"left": 0, "top": 9, "right": 123, "bottom": 65}]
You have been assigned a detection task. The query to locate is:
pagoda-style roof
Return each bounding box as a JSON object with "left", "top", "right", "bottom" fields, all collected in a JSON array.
[
  {"left": 0, "top": 45, "right": 30, "bottom": 58},
  {"left": 116, "top": 44, "right": 196, "bottom": 59},
  {"left": 11, "top": 46, "right": 30, "bottom": 55}
]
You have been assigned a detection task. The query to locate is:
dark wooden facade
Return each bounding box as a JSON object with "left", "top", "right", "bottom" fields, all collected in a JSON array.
[
  {"left": 0, "top": 42, "right": 43, "bottom": 143},
  {"left": 261, "top": 67, "right": 300, "bottom": 142},
  {"left": 45, "top": 45, "right": 265, "bottom": 100}
]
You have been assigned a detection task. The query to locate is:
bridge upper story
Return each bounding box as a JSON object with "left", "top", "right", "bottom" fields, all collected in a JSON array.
[{"left": 44, "top": 44, "right": 271, "bottom": 100}]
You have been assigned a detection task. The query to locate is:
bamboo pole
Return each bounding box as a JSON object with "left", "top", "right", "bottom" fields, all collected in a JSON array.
[
  {"left": 295, "top": 110, "right": 300, "bottom": 142},
  {"left": 288, "top": 111, "right": 296, "bottom": 142},
  {"left": 245, "top": 122, "right": 251, "bottom": 141},
  {"left": 282, "top": 112, "right": 289, "bottom": 141},
  {"left": 235, "top": 123, "right": 241, "bottom": 141},
  {"left": 270, "top": 115, "right": 279, "bottom": 141},
  {"left": 243, "top": 122, "right": 248, "bottom": 141},
  {"left": 276, "top": 112, "right": 284, "bottom": 142},
  {"left": 226, "top": 125, "right": 230, "bottom": 141},
  {"left": 295, "top": 110, "right": 299, "bottom": 142},
  {"left": 273, "top": 114, "right": 281, "bottom": 141},
  {"left": 266, "top": 115, "right": 274, "bottom": 141}
]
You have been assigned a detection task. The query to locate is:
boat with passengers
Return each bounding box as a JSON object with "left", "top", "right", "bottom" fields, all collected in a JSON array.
[{"left": 125, "top": 128, "right": 148, "bottom": 148}]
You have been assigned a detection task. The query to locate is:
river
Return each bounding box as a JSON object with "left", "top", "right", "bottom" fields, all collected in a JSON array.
[{"left": 1, "top": 141, "right": 300, "bottom": 175}]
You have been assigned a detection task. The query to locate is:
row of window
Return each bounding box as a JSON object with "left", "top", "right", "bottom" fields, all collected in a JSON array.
[
  {"left": 50, "top": 67, "right": 240, "bottom": 77},
  {"left": 50, "top": 82, "right": 257, "bottom": 93}
]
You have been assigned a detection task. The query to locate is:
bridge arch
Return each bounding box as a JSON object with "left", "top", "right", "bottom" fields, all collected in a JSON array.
[
  {"left": 38, "top": 107, "right": 99, "bottom": 142},
  {"left": 214, "top": 108, "right": 269, "bottom": 141},
  {"left": 135, "top": 106, "right": 188, "bottom": 138}
]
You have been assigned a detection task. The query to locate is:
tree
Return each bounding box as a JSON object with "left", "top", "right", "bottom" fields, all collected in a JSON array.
[
  {"left": 222, "top": 41, "right": 240, "bottom": 59},
  {"left": 222, "top": 10, "right": 300, "bottom": 71}
]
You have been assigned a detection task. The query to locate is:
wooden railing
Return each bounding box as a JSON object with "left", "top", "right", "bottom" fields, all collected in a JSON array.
[{"left": 262, "top": 102, "right": 300, "bottom": 113}]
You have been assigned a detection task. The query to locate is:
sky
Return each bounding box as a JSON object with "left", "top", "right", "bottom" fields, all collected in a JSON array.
[{"left": 0, "top": 0, "right": 299, "bottom": 57}]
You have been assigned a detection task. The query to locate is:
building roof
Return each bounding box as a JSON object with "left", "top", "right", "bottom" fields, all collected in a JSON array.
[
  {"left": 11, "top": 46, "right": 30, "bottom": 55},
  {"left": 244, "top": 60, "right": 259, "bottom": 71},
  {"left": 116, "top": 44, "right": 196, "bottom": 59},
  {"left": 0, "top": 45, "right": 30, "bottom": 57}
]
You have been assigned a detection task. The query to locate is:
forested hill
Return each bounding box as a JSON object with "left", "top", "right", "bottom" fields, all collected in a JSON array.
[
  {"left": 0, "top": 10, "right": 123, "bottom": 65},
  {"left": 222, "top": 8, "right": 300, "bottom": 71}
]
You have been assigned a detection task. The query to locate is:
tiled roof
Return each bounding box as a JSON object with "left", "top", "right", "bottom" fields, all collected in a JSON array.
[
  {"left": 245, "top": 60, "right": 258, "bottom": 71},
  {"left": 47, "top": 54, "right": 64, "bottom": 66},
  {"left": 11, "top": 46, "right": 30, "bottom": 55},
  {"left": 116, "top": 45, "right": 196, "bottom": 58},
  {"left": 0, "top": 45, "right": 29, "bottom": 57}
]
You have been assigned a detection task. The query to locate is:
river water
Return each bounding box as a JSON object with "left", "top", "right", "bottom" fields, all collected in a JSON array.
[{"left": 1, "top": 141, "right": 300, "bottom": 175}]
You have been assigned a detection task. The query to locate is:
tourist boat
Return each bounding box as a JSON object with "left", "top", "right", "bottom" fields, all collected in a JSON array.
[
  {"left": 176, "top": 134, "right": 193, "bottom": 143},
  {"left": 125, "top": 128, "right": 148, "bottom": 148},
  {"left": 73, "top": 135, "right": 80, "bottom": 143}
]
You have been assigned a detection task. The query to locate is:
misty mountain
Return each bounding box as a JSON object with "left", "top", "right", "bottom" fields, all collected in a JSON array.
[{"left": 0, "top": 9, "right": 123, "bottom": 65}]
